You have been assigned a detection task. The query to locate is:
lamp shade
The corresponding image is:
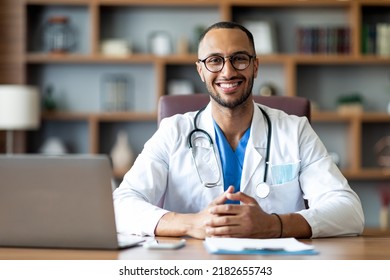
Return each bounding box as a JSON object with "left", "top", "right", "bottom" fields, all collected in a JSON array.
[{"left": 0, "top": 85, "right": 40, "bottom": 130}]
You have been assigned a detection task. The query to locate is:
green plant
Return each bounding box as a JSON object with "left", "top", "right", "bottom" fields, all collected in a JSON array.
[{"left": 336, "top": 93, "right": 364, "bottom": 105}]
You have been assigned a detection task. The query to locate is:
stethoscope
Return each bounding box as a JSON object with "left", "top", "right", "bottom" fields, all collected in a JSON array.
[{"left": 188, "top": 105, "right": 272, "bottom": 199}]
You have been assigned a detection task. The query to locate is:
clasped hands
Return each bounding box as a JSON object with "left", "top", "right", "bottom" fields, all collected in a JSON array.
[{"left": 190, "top": 185, "right": 277, "bottom": 239}]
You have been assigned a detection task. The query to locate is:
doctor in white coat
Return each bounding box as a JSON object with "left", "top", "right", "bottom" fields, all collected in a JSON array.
[{"left": 113, "top": 21, "right": 364, "bottom": 239}]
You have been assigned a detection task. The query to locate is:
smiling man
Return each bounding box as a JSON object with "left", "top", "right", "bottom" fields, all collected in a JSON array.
[{"left": 113, "top": 21, "right": 364, "bottom": 239}]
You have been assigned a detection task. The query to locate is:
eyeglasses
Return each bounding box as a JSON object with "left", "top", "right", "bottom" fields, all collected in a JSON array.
[{"left": 198, "top": 53, "right": 256, "bottom": 73}]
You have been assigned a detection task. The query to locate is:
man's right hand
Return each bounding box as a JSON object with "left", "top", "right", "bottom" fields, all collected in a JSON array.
[{"left": 155, "top": 186, "right": 235, "bottom": 239}]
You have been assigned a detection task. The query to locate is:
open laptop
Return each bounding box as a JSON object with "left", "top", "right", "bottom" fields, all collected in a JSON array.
[{"left": 0, "top": 154, "right": 144, "bottom": 250}]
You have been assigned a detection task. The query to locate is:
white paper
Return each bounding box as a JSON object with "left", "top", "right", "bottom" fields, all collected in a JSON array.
[{"left": 204, "top": 237, "right": 315, "bottom": 253}]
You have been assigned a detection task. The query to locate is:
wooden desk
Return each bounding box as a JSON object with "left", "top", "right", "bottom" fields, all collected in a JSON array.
[{"left": 1, "top": 233, "right": 390, "bottom": 260}]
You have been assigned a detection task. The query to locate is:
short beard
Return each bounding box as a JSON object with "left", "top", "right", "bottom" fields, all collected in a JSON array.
[{"left": 207, "top": 75, "right": 254, "bottom": 109}]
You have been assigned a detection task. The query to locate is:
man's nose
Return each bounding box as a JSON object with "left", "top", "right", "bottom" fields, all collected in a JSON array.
[{"left": 220, "top": 58, "right": 237, "bottom": 76}]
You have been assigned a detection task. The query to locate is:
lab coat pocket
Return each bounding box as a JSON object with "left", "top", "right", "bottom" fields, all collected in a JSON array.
[
  {"left": 268, "top": 176, "right": 305, "bottom": 212},
  {"left": 269, "top": 161, "right": 300, "bottom": 185}
]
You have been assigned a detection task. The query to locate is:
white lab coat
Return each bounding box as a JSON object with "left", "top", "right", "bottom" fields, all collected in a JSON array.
[{"left": 113, "top": 101, "right": 364, "bottom": 238}]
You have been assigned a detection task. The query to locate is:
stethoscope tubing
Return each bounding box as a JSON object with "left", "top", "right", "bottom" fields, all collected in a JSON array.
[{"left": 188, "top": 103, "right": 272, "bottom": 185}]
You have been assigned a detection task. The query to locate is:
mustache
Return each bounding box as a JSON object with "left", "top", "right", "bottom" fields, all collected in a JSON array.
[{"left": 214, "top": 76, "right": 244, "bottom": 82}]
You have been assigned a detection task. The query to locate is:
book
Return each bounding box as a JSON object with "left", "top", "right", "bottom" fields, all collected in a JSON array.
[{"left": 376, "top": 23, "right": 390, "bottom": 57}]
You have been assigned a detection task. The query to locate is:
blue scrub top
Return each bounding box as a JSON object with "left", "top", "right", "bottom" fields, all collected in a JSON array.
[{"left": 214, "top": 121, "right": 251, "bottom": 204}]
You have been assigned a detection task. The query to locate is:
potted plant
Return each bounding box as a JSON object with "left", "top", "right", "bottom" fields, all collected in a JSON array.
[{"left": 336, "top": 92, "right": 364, "bottom": 114}]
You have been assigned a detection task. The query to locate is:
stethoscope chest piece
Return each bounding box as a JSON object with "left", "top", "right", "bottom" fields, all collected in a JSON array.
[{"left": 256, "top": 182, "right": 270, "bottom": 199}]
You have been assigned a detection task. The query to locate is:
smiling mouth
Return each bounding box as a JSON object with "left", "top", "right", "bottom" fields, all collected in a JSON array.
[{"left": 216, "top": 81, "right": 242, "bottom": 89}]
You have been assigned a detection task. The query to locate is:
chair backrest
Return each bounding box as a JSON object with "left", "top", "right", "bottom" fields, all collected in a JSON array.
[{"left": 158, "top": 94, "right": 310, "bottom": 124}]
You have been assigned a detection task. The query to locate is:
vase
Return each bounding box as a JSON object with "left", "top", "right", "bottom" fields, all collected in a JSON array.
[
  {"left": 149, "top": 31, "right": 172, "bottom": 56},
  {"left": 42, "top": 16, "right": 76, "bottom": 53},
  {"left": 110, "top": 131, "right": 134, "bottom": 174},
  {"left": 39, "top": 137, "right": 67, "bottom": 155}
]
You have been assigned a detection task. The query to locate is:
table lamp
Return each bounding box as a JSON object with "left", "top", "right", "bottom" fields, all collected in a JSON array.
[{"left": 0, "top": 85, "right": 40, "bottom": 154}]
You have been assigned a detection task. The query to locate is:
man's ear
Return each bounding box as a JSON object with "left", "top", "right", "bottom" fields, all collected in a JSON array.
[{"left": 196, "top": 61, "right": 205, "bottom": 82}]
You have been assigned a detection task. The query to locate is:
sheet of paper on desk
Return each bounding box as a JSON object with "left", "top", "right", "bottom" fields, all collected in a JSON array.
[{"left": 204, "top": 237, "right": 318, "bottom": 255}]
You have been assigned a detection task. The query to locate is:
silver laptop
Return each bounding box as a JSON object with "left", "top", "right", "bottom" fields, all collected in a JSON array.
[{"left": 0, "top": 154, "right": 144, "bottom": 249}]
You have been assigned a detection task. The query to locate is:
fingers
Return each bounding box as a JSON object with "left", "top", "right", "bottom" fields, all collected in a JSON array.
[
  {"left": 205, "top": 212, "right": 238, "bottom": 227},
  {"left": 226, "top": 190, "right": 259, "bottom": 206},
  {"left": 209, "top": 203, "right": 240, "bottom": 216},
  {"left": 209, "top": 185, "right": 235, "bottom": 206},
  {"left": 225, "top": 185, "right": 235, "bottom": 194},
  {"left": 204, "top": 215, "right": 241, "bottom": 237},
  {"left": 204, "top": 189, "right": 264, "bottom": 238},
  {"left": 204, "top": 212, "right": 257, "bottom": 238},
  {"left": 209, "top": 190, "right": 260, "bottom": 215},
  {"left": 205, "top": 225, "right": 241, "bottom": 237}
]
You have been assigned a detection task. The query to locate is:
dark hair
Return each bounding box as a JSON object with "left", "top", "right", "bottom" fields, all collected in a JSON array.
[{"left": 198, "top": 21, "right": 256, "bottom": 54}]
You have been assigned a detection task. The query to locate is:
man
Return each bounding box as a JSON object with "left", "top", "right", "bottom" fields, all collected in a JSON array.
[{"left": 113, "top": 21, "right": 364, "bottom": 239}]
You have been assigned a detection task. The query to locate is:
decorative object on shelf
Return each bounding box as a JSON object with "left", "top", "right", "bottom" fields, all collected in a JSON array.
[
  {"left": 176, "top": 36, "right": 189, "bottom": 55},
  {"left": 41, "top": 15, "right": 76, "bottom": 54},
  {"left": 242, "top": 20, "right": 277, "bottom": 54},
  {"left": 39, "top": 137, "right": 67, "bottom": 155},
  {"left": 101, "top": 39, "right": 131, "bottom": 56},
  {"left": 167, "top": 80, "right": 194, "bottom": 95},
  {"left": 374, "top": 136, "right": 390, "bottom": 168},
  {"left": 0, "top": 85, "right": 40, "bottom": 154},
  {"left": 42, "top": 84, "right": 57, "bottom": 111},
  {"left": 110, "top": 130, "right": 134, "bottom": 175},
  {"left": 148, "top": 31, "right": 172, "bottom": 56},
  {"left": 101, "top": 74, "right": 133, "bottom": 112},
  {"left": 258, "top": 83, "right": 276, "bottom": 96},
  {"left": 336, "top": 93, "right": 364, "bottom": 114}
]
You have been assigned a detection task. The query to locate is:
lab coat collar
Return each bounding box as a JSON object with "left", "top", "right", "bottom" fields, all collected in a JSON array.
[
  {"left": 241, "top": 103, "right": 269, "bottom": 192},
  {"left": 197, "top": 103, "right": 215, "bottom": 140}
]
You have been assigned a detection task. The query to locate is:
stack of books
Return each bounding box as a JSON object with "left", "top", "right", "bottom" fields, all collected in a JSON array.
[
  {"left": 362, "top": 23, "right": 390, "bottom": 56},
  {"left": 296, "top": 26, "right": 350, "bottom": 54}
]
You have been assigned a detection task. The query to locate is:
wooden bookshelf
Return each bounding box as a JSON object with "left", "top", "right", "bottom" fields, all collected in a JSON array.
[{"left": 10, "top": 0, "right": 390, "bottom": 179}]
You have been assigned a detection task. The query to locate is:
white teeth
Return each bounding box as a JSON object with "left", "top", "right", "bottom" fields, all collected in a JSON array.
[{"left": 219, "top": 83, "right": 238, "bottom": 88}]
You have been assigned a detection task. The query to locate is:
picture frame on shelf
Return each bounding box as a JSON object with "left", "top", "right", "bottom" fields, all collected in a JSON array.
[
  {"left": 100, "top": 74, "right": 133, "bottom": 112},
  {"left": 242, "top": 20, "right": 277, "bottom": 54}
]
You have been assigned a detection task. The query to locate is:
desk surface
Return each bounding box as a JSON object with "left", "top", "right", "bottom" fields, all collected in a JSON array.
[{"left": 1, "top": 231, "right": 390, "bottom": 260}]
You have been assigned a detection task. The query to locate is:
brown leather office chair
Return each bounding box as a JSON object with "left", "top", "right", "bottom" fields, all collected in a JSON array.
[{"left": 158, "top": 94, "right": 311, "bottom": 125}]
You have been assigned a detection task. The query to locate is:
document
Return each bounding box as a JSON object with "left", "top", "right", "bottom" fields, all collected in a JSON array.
[{"left": 204, "top": 237, "right": 318, "bottom": 255}]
